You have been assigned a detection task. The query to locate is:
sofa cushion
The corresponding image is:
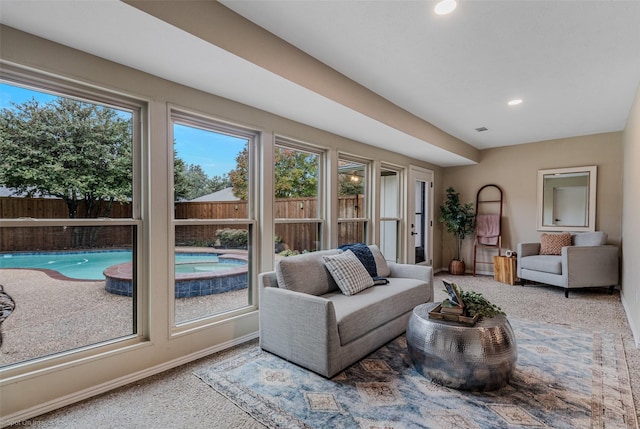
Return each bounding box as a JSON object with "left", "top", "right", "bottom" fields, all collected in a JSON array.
[
  {"left": 323, "top": 250, "right": 375, "bottom": 296},
  {"left": 325, "top": 277, "right": 428, "bottom": 345},
  {"left": 276, "top": 249, "right": 342, "bottom": 295},
  {"left": 573, "top": 232, "right": 607, "bottom": 246},
  {"left": 540, "top": 232, "right": 571, "bottom": 255},
  {"left": 520, "top": 254, "right": 563, "bottom": 274},
  {"left": 338, "top": 243, "right": 377, "bottom": 277},
  {"left": 369, "top": 244, "right": 391, "bottom": 277}
]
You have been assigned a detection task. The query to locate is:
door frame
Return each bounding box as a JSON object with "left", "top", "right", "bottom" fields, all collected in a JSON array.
[{"left": 408, "top": 166, "right": 434, "bottom": 265}]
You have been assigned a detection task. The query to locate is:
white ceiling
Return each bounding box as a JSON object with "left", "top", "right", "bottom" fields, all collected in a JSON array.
[
  {"left": 1, "top": 0, "right": 640, "bottom": 167},
  {"left": 221, "top": 0, "right": 640, "bottom": 149}
]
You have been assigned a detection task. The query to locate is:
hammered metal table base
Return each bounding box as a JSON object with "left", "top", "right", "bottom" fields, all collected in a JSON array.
[{"left": 407, "top": 302, "right": 518, "bottom": 391}]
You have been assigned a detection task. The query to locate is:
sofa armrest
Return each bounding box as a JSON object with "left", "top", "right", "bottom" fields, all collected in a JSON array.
[
  {"left": 517, "top": 243, "right": 540, "bottom": 278},
  {"left": 517, "top": 242, "right": 540, "bottom": 258},
  {"left": 387, "top": 262, "right": 433, "bottom": 283},
  {"left": 259, "top": 286, "right": 341, "bottom": 376},
  {"left": 563, "top": 245, "right": 619, "bottom": 287}
]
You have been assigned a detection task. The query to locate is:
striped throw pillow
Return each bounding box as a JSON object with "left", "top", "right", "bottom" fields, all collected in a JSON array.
[{"left": 323, "top": 250, "right": 374, "bottom": 296}]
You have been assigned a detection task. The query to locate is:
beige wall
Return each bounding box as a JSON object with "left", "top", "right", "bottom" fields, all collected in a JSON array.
[
  {"left": 622, "top": 82, "right": 640, "bottom": 346},
  {"left": 440, "top": 132, "right": 624, "bottom": 272}
]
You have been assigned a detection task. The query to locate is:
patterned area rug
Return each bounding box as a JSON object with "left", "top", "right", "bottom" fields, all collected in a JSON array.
[{"left": 195, "top": 319, "right": 638, "bottom": 429}]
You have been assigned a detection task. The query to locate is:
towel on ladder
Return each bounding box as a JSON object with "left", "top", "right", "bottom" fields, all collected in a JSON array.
[{"left": 476, "top": 214, "right": 500, "bottom": 245}]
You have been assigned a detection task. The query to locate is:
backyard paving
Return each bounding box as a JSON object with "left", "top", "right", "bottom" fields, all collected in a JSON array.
[{"left": 0, "top": 269, "right": 248, "bottom": 367}]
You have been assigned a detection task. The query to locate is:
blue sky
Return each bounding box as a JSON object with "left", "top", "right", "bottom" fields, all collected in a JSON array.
[
  {"left": 0, "top": 83, "right": 243, "bottom": 178},
  {"left": 173, "top": 124, "right": 246, "bottom": 178},
  {"left": 0, "top": 83, "right": 57, "bottom": 108}
]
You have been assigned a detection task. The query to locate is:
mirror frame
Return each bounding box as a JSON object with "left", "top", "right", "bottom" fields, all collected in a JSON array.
[{"left": 536, "top": 166, "right": 597, "bottom": 232}]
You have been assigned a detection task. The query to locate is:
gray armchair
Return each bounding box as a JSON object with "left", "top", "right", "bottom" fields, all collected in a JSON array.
[{"left": 517, "top": 232, "right": 618, "bottom": 298}]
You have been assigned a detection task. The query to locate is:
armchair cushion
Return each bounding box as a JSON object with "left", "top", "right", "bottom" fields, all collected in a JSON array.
[
  {"left": 323, "top": 250, "right": 375, "bottom": 296},
  {"left": 540, "top": 232, "right": 571, "bottom": 255},
  {"left": 519, "top": 255, "right": 563, "bottom": 274},
  {"left": 573, "top": 231, "right": 608, "bottom": 246}
]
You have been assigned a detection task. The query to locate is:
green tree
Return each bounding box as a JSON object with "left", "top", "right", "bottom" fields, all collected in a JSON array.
[
  {"left": 0, "top": 97, "right": 132, "bottom": 219},
  {"left": 229, "top": 146, "right": 319, "bottom": 200},
  {"left": 183, "top": 164, "right": 211, "bottom": 200},
  {"left": 229, "top": 146, "right": 250, "bottom": 200},
  {"left": 173, "top": 151, "right": 191, "bottom": 201},
  {"left": 210, "top": 173, "right": 231, "bottom": 193},
  {"left": 338, "top": 173, "right": 364, "bottom": 196},
  {"left": 273, "top": 147, "right": 318, "bottom": 198}
]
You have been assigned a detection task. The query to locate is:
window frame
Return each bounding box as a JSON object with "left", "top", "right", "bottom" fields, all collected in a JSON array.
[
  {"left": 337, "top": 153, "right": 371, "bottom": 245},
  {"left": 379, "top": 164, "right": 404, "bottom": 263},
  {"left": 169, "top": 108, "right": 260, "bottom": 331},
  {"left": 273, "top": 138, "right": 326, "bottom": 253},
  {"left": 0, "top": 65, "right": 146, "bottom": 373}
]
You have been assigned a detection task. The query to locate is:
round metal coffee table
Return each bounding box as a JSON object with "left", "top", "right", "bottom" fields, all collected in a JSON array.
[{"left": 407, "top": 302, "right": 517, "bottom": 391}]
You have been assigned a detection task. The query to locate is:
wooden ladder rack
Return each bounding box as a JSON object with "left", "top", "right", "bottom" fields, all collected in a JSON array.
[{"left": 473, "top": 184, "right": 503, "bottom": 276}]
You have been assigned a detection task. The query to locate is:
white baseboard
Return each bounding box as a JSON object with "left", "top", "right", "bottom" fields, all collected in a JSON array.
[
  {"left": 621, "top": 293, "right": 640, "bottom": 348},
  {"left": 2, "top": 332, "right": 259, "bottom": 426},
  {"left": 433, "top": 267, "right": 494, "bottom": 277}
]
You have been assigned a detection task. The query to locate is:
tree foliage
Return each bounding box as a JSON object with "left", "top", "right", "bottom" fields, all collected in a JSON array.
[
  {"left": 273, "top": 147, "right": 318, "bottom": 198},
  {"left": 0, "top": 97, "right": 132, "bottom": 218},
  {"left": 338, "top": 173, "right": 364, "bottom": 196},
  {"left": 229, "top": 146, "right": 320, "bottom": 200},
  {"left": 229, "top": 146, "right": 250, "bottom": 200}
]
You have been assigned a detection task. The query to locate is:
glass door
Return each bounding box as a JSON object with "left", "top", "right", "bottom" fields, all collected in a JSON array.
[{"left": 408, "top": 167, "right": 433, "bottom": 265}]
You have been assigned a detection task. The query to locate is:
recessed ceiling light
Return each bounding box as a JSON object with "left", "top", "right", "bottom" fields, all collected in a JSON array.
[
  {"left": 434, "top": 0, "right": 457, "bottom": 15},
  {"left": 508, "top": 99, "right": 523, "bottom": 106}
]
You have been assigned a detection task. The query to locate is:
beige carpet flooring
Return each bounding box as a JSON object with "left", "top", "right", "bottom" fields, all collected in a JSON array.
[{"left": 15, "top": 273, "right": 640, "bottom": 429}]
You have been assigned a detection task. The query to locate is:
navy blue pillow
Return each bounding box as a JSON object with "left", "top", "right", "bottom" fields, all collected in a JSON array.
[{"left": 338, "top": 243, "right": 377, "bottom": 278}]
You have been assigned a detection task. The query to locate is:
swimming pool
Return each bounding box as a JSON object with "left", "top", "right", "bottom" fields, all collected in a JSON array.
[{"left": 0, "top": 250, "right": 230, "bottom": 281}]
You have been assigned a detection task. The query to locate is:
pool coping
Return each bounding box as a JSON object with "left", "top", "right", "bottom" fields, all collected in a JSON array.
[{"left": 103, "top": 253, "right": 248, "bottom": 281}]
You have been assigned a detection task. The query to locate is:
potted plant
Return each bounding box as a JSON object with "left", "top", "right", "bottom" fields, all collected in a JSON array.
[
  {"left": 439, "top": 187, "right": 475, "bottom": 275},
  {"left": 439, "top": 280, "right": 505, "bottom": 325}
]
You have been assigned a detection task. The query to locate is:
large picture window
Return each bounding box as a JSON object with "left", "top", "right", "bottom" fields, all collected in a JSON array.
[
  {"left": 337, "top": 157, "right": 369, "bottom": 246},
  {"left": 274, "top": 141, "right": 323, "bottom": 256},
  {"left": 0, "top": 80, "right": 141, "bottom": 367},
  {"left": 380, "top": 166, "right": 402, "bottom": 262},
  {"left": 171, "top": 112, "right": 257, "bottom": 325}
]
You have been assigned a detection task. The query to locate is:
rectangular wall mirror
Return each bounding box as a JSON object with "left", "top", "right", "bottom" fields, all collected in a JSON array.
[{"left": 537, "top": 166, "right": 597, "bottom": 232}]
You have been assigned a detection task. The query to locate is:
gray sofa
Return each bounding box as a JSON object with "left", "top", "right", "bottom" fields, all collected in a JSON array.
[
  {"left": 258, "top": 246, "right": 433, "bottom": 378},
  {"left": 517, "top": 231, "right": 619, "bottom": 298}
]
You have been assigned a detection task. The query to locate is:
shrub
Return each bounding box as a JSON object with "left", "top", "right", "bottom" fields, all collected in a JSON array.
[
  {"left": 215, "top": 228, "right": 248, "bottom": 249},
  {"left": 279, "top": 249, "right": 300, "bottom": 257}
]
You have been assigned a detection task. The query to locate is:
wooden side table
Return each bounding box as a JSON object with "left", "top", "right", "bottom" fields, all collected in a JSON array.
[{"left": 494, "top": 256, "right": 518, "bottom": 285}]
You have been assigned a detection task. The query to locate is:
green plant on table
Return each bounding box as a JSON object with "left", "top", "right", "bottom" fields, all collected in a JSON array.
[
  {"left": 459, "top": 289, "right": 505, "bottom": 318},
  {"left": 444, "top": 283, "right": 505, "bottom": 318}
]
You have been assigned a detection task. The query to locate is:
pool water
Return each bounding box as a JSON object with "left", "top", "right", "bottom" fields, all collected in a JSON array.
[
  {"left": 174, "top": 262, "right": 240, "bottom": 274},
  {"left": 0, "top": 251, "right": 224, "bottom": 281}
]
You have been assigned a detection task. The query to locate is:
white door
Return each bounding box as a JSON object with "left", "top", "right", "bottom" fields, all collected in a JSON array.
[{"left": 408, "top": 166, "right": 433, "bottom": 265}]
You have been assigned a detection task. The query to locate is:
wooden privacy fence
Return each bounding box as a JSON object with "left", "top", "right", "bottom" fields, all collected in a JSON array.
[{"left": 1, "top": 195, "right": 364, "bottom": 252}]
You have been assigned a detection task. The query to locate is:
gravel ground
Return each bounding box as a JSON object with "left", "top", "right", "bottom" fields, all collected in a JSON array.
[{"left": 0, "top": 269, "right": 248, "bottom": 366}]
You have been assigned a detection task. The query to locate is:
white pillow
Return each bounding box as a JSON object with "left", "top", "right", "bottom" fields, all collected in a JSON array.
[{"left": 323, "top": 250, "right": 374, "bottom": 296}]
